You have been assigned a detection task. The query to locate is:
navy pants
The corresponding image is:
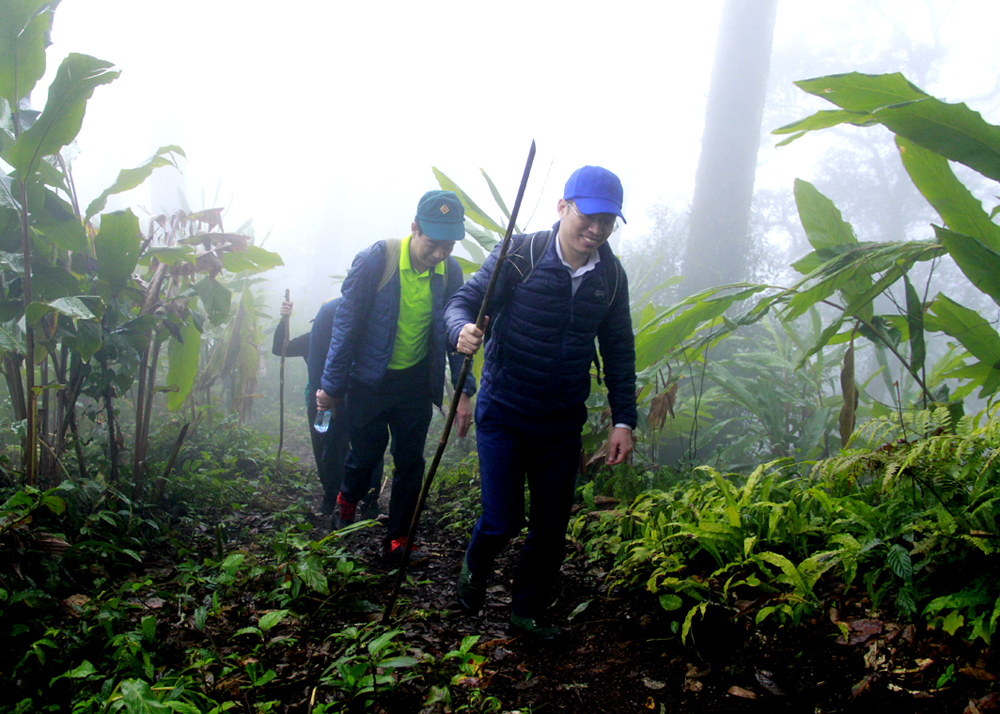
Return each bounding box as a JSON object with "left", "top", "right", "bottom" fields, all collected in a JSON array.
[
  {"left": 307, "top": 398, "right": 382, "bottom": 512},
  {"left": 466, "top": 392, "right": 585, "bottom": 618},
  {"left": 340, "top": 364, "right": 432, "bottom": 547}
]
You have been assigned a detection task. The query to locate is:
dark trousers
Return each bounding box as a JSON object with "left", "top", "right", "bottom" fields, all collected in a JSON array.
[
  {"left": 307, "top": 399, "right": 382, "bottom": 512},
  {"left": 466, "top": 393, "right": 585, "bottom": 618},
  {"left": 340, "top": 364, "right": 432, "bottom": 546}
]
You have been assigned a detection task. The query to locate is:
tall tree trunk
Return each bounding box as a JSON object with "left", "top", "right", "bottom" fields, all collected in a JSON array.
[{"left": 683, "top": 0, "right": 778, "bottom": 295}]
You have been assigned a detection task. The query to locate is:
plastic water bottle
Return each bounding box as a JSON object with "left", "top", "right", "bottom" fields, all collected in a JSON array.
[{"left": 314, "top": 409, "right": 332, "bottom": 433}]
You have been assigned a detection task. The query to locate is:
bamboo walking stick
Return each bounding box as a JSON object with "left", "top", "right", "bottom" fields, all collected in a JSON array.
[
  {"left": 383, "top": 140, "right": 536, "bottom": 622},
  {"left": 276, "top": 289, "right": 290, "bottom": 469}
]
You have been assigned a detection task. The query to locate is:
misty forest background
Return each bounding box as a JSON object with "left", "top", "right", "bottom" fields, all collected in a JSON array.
[{"left": 4, "top": 0, "right": 1000, "bottom": 712}]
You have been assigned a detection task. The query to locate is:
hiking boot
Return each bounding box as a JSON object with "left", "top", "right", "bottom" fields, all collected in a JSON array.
[
  {"left": 319, "top": 494, "right": 337, "bottom": 516},
  {"left": 457, "top": 556, "right": 486, "bottom": 615},
  {"left": 384, "top": 537, "right": 429, "bottom": 567},
  {"left": 509, "top": 613, "right": 563, "bottom": 641},
  {"left": 358, "top": 499, "right": 383, "bottom": 521},
  {"left": 331, "top": 493, "right": 357, "bottom": 531}
]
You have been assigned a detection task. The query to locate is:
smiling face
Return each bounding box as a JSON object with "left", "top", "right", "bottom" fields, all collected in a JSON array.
[
  {"left": 556, "top": 199, "right": 617, "bottom": 268},
  {"left": 409, "top": 222, "right": 454, "bottom": 273}
]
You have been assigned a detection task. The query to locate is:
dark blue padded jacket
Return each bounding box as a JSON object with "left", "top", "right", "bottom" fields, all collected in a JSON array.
[
  {"left": 444, "top": 223, "right": 637, "bottom": 427},
  {"left": 321, "top": 239, "right": 474, "bottom": 407},
  {"left": 308, "top": 298, "right": 340, "bottom": 394}
]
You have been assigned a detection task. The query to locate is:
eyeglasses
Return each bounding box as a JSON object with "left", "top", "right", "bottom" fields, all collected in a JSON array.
[{"left": 568, "top": 201, "right": 619, "bottom": 233}]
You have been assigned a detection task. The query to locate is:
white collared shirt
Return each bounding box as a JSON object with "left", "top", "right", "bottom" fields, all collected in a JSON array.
[{"left": 554, "top": 234, "right": 601, "bottom": 297}]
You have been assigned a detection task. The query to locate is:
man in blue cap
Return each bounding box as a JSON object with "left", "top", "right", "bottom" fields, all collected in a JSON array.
[
  {"left": 317, "top": 190, "right": 475, "bottom": 562},
  {"left": 445, "top": 166, "right": 637, "bottom": 638}
]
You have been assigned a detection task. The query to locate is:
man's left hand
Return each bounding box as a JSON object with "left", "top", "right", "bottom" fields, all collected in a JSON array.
[
  {"left": 605, "top": 426, "right": 633, "bottom": 466},
  {"left": 455, "top": 392, "right": 473, "bottom": 438}
]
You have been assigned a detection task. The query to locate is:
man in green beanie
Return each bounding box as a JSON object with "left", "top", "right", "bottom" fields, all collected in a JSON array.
[{"left": 316, "top": 190, "right": 475, "bottom": 563}]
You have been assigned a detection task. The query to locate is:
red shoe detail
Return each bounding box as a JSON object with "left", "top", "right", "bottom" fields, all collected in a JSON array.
[{"left": 336, "top": 493, "right": 357, "bottom": 524}]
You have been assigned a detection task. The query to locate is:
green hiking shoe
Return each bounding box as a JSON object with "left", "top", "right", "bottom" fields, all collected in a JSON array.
[
  {"left": 509, "top": 613, "right": 563, "bottom": 641},
  {"left": 456, "top": 556, "right": 486, "bottom": 614}
]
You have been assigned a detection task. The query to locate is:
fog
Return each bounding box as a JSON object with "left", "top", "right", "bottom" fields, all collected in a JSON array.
[{"left": 40, "top": 0, "right": 1000, "bottom": 322}]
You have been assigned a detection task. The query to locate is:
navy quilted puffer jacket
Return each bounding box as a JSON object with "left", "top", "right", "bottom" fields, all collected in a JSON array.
[
  {"left": 320, "top": 240, "right": 474, "bottom": 407},
  {"left": 444, "top": 223, "right": 637, "bottom": 427}
]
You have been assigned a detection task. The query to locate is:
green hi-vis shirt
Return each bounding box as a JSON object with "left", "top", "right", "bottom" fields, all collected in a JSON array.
[{"left": 388, "top": 233, "right": 444, "bottom": 370}]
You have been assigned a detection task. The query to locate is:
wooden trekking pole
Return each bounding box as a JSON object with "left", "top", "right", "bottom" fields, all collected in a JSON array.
[
  {"left": 383, "top": 140, "right": 536, "bottom": 622},
  {"left": 276, "top": 289, "right": 290, "bottom": 469}
]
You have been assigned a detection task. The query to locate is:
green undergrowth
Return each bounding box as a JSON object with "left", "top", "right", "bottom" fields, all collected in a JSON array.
[
  {"left": 5, "top": 403, "right": 1000, "bottom": 711},
  {"left": 0, "top": 419, "right": 504, "bottom": 713},
  {"left": 573, "top": 404, "right": 1000, "bottom": 649}
]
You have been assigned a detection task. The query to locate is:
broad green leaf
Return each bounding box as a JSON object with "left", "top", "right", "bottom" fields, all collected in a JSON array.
[
  {"left": 120, "top": 678, "right": 171, "bottom": 713},
  {"left": 138, "top": 245, "right": 196, "bottom": 268},
  {"left": 0, "top": 0, "right": 55, "bottom": 105},
  {"left": 221, "top": 552, "right": 245, "bottom": 572},
  {"left": 903, "top": 275, "right": 925, "bottom": 376},
  {"left": 95, "top": 209, "right": 141, "bottom": 295},
  {"left": 462, "top": 221, "right": 499, "bottom": 252},
  {"left": 258, "top": 609, "right": 288, "bottom": 632},
  {"left": 194, "top": 276, "right": 231, "bottom": 326},
  {"left": 681, "top": 602, "right": 707, "bottom": 644},
  {"left": 896, "top": 137, "right": 1000, "bottom": 251},
  {"left": 433, "top": 167, "right": 504, "bottom": 235},
  {"left": 926, "top": 294, "right": 1000, "bottom": 396},
  {"left": 0, "top": 318, "right": 25, "bottom": 351},
  {"left": 480, "top": 168, "right": 515, "bottom": 227},
  {"left": 40, "top": 493, "right": 65, "bottom": 514},
  {"left": 923, "top": 590, "right": 993, "bottom": 615},
  {"left": 793, "top": 179, "right": 857, "bottom": 251},
  {"left": 31, "top": 260, "right": 80, "bottom": 300},
  {"left": 221, "top": 244, "right": 284, "bottom": 274},
  {"left": 756, "top": 551, "right": 810, "bottom": 597},
  {"left": 7, "top": 53, "right": 119, "bottom": 177},
  {"left": 658, "top": 593, "right": 683, "bottom": 611},
  {"left": 785, "top": 257, "right": 861, "bottom": 320},
  {"left": 772, "top": 109, "right": 875, "bottom": 145},
  {"left": 0, "top": 205, "right": 20, "bottom": 252},
  {"left": 789, "top": 250, "right": 826, "bottom": 275},
  {"left": 49, "top": 659, "right": 96, "bottom": 686},
  {"left": 453, "top": 256, "right": 480, "bottom": 274},
  {"left": 634, "top": 285, "right": 766, "bottom": 369},
  {"left": 459, "top": 236, "right": 486, "bottom": 264},
  {"left": 44, "top": 296, "right": 99, "bottom": 320},
  {"left": 165, "top": 316, "right": 201, "bottom": 411},
  {"left": 942, "top": 610, "right": 965, "bottom": 636},
  {"left": 879, "top": 97, "right": 1000, "bottom": 183},
  {"left": 886, "top": 544, "right": 913, "bottom": 582},
  {"left": 84, "top": 145, "right": 185, "bottom": 221},
  {"left": 27, "top": 183, "right": 86, "bottom": 253},
  {"left": 368, "top": 629, "right": 403, "bottom": 656},
  {"left": 793, "top": 72, "right": 929, "bottom": 113},
  {"left": 298, "top": 553, "right": 330, "bottom": 595},
  {"left": 25, "top": 297, "right": 100, "bottom": 333},
  {"left": 934, "top": 225, "right": 1000, "bottom": 307},
  {"left": 72, "top": 318, "right": 102, "bottom": 361},
  {"left": 379, "top": 656, "right": 419, "bottom": 669},
  {"left": 141, "top": 614, "right": 156, "bottom": 642}
]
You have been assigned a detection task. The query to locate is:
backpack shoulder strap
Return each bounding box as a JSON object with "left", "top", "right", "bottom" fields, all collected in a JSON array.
[
  {"left": 505, "top": 230, "right": 553, "bottom": 285},
  {"left": 377, "top": 238, "right": 402, "bottom": 292},
  {"left": 606, "top": 252, "right": 622, "bottom": 306}
]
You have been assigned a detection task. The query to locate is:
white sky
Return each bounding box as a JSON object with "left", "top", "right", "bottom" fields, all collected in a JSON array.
[{"left": 38, "top": 0, "right": 1000, "bottom": 315}]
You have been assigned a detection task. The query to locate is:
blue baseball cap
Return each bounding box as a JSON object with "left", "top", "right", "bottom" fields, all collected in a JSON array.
[
  {"left": 415, "top": 190, "right": 466, "bottom": 241},
  {"left": 563, "top": 166, "right": 627, "bottom": 223}
]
